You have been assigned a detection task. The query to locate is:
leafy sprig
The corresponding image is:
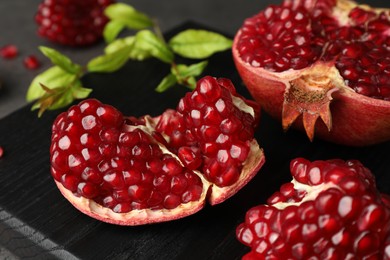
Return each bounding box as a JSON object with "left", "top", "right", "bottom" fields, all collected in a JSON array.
[{"left": 26, "top": 3, "right": 232, "bottom": 116}]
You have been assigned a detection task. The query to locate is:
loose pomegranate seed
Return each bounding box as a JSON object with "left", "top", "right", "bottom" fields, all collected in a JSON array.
[
  {"left": 0, "top": 146, "right": 3, "bottom": 158},
  {"left": 0, "top": 45, "right": 18, "bottom": 59},
  {"left": 237, "top": 158, "right": 390, "bottom": 259},
  {"left": 23, "top": 55, "right": 41, "bottom": 70}
]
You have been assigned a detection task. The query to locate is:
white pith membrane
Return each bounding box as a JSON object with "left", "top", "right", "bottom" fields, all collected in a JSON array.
[
  {"left": 271, "top": 178, "right": 336, "bottom": 210},
  {"left": 55, "top": 91, "right": 265, "bottom": 225}
]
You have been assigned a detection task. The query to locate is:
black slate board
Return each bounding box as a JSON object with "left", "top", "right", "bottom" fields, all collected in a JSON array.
[{"left": 0, "top": 22, "right": 390, "bottom": 260}]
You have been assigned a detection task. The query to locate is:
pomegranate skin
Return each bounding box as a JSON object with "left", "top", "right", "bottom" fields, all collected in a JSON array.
[
  {"left": 232, "top": 0, "right": 390, "bottom": 146},
  {"left": 232, "top": 53, "right": 390, "bottom": 146}
]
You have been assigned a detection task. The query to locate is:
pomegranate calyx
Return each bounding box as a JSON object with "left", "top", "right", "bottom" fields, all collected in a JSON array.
[{"left": 282, "top": 65, "right": 343, "bottom": 141}]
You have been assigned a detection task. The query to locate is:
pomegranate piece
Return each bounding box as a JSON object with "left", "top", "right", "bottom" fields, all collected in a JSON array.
[
  {"left": 233, "top": 0, "right": 390, "bottom": 146},
  {"left": 23, "top": 55, "right": 41, "bottom": 70},
  {"left": 0, "top": 45, "right": 18, "bottom": 59},
  {"left": 35, "top": 0, "right": 113, "bottom": 47},
  {"left": 50, "top": 76, "right": 265, "bottom": 225},
  {"left": 237, "top": 158, "right": 390, "bottom": 260}
]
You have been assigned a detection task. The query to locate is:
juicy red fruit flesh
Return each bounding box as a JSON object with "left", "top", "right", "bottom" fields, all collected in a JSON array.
[
  {"left": 236, "top": 158, "right": 390, "bottom": 259},
  {"left": 35, "top": 0, "right": 113, "bottom": 47},
  {"left": 50, "top": 76, "right": 263, "bottom": 222},
  {"left": 236, "top": 0, "right": 390, "bottom": 100}
]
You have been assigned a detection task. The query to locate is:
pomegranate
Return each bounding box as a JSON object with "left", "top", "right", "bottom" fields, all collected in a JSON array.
[
  {"left": 50, "top": 76, "right": 265, "bottom": 225},
  {"left": 233, "top": 0, "right": 390, "bottom": 146},
  {"left": 237, "top": 158, "right": 390, "bottom": 259},
  {"left": 35, "top": 0, "right": 113, "bottom": 47}
]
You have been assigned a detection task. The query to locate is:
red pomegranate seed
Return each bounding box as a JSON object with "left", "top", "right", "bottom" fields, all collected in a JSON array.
[
  {"left": 23, "top": 55, "right": 41, "bottom": 70},
  {"left": 0, "top": 146, "right": 3, "bottom": 158},
  {"left": 0, "top": 45, "right": 18, "bottom": 59}
]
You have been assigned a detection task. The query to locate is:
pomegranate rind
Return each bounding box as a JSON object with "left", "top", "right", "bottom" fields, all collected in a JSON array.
[
  {"left": 209, "top": 139, "right": 265, "bottom": 205},
  {"left": 55, "top": 180, "right": 209, "bottom": 226},
  {"left": 232, "top": 35, "right": 390, "bottom": 146}
]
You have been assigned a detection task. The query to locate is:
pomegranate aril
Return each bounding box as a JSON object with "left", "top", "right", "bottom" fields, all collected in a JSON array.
[
  {"left": 128, "top": 185, "right": 151, "bottom": 202},
  {"left": 153, "top": 175, "right": 170, "bottom": 193},
  {"left": 0, "top": 45, "right": 18, "bottom": 59},
  {"left": 162, "top": 157, "right": 183, "bottom": 176},
  {"left": 113, "top": 203, "right": 132, "bottom": 213},
  {"left": 103, "top": 171, "right": 125, "bottom": 189},
  {"left": 147, "top": 191, "right": 163, "bottom": 207},
  {"left": 61, "top": 174, "right": 79, "bottom": 192},
  {"left": 178, "top": 147, "right": 202, "bottom": 170},
  {"left": 23, "top": 55, "right": 41, "bottom": 70},
  {"left": 81, "top": 167, "right": 101, "bottom": 184},
  {"left": 164, "top": 194, "right": 181, "bottom": 209},
  {"left": 78, "top": 182, "right": 98, "bottom": 199}
]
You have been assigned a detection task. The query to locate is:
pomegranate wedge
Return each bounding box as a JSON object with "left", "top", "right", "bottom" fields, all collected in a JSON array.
[{"left": 50, "top": 76, "right": 265, "bottom": 225}]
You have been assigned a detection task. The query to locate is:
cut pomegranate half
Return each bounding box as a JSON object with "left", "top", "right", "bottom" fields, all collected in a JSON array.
[
  {"left": 233, "top": 0, "right": 390, "bottom": 146},
  {"left": 237, "top": 158, "right": 390, "bottom": 259},
  {"left": 50, "top": 76, "right": 265, "bottom": 225}
]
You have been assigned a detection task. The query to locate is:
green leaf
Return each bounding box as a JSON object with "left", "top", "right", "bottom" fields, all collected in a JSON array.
[
  {"left": 26, "top": 66, "right": 78, "bottom": 102},
  {"left": 103, "top": 20, "right": 126, "bottom": 43},
  {"left": 155, "top": 73, "right": 177, "bottom": 92},
  {"left": 105, "top": 36, "right": 152, "bottom": 61},
  {"left": 173, "top": 60, "right": 208, "bottom": 78},
  {"left": 135, "top": 30, "right": 174, "bottom": 63},
  {"left": 72, "top": 81, "right": 92, "bottom": 99},
  {"left": 87, "top": 44, "right": 133, "bottom": 73},
  {"left": 105, "top": 3, "right": 153, "bottom": 30},
  {"left": 39, "top": 46, "right": 82, "bottom": 74},
  {"left": 169, "top": 29, "right": 232, "bottom": 59},
  {"left": 185, "top": 76, "right": 197, "bottom": 90},
  {"left": 31, "top": 80, "right": 92, "bottom": 117},
  {"left": 170, "top": 61, "right": 208, "bottom": 89},
  {"left": 105, "top": 37, "right": 134, "bottom": 54}
]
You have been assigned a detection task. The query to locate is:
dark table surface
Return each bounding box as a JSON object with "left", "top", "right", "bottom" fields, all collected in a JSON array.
[{"left": 0, "top": 0, "right": 389, "bottom": 259}]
